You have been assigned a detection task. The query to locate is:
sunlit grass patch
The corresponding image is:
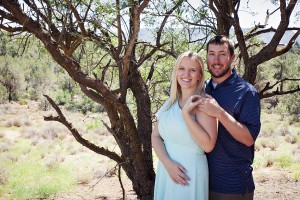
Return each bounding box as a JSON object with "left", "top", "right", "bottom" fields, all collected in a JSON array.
[
  {"left": 3, "top": 161, "right": 74, "bottom": 200},
  {"left": 289, "top": 162, "right": 300, "bottom": 181},
  {"left": 0, "top": 138, "right": 75, "bottom": 200},
  {"left": 274, "top": 154, "right": 293, "bottom": 168},
  {"left": 86, "top": 118, "right": 102, "bottom": 130}
]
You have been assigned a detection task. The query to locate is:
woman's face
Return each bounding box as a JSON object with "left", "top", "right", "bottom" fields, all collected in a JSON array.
[{"left": 176, "top": 56, "right": 201, "bottom": 91}]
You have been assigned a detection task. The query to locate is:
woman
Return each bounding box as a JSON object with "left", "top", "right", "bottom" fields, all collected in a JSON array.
[{"left": 152, "top": 51, "right": 218, "bottom": 200}]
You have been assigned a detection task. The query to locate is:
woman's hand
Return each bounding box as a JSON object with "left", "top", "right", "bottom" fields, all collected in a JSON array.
[
  {"left": 182, "top": 95, "right": 203, "bottom": 116},
  {"left": 164, "top": 160, "right": 190, "bottom": 186}
]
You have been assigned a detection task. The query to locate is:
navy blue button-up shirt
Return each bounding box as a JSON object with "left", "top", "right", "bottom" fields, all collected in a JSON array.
[{"left": 205, "top": 70, "right": 261, "bottom": 194}]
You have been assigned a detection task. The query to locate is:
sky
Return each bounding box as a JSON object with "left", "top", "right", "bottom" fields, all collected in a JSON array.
[
  {"left": 238, "top": 0, "right": 299, "bottom": 28},
  {"left": 189, "top": 0, "right": 299, "bottom": 28}
]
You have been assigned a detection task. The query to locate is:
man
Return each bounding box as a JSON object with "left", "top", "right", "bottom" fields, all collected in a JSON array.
[{"left": 197, "top": 35, "right": 261, "bottom": 200}]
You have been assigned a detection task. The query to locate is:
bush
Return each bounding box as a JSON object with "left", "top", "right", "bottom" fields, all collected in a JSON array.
[
  {"left": 55, "top": 90, "right": 72, "bottom": 106},
  {"left": 275, "top": 154, "right": 292, "bottom": 168},
  {"left": 38, "top": 99, "right": 51, "bottom": 111},
  {"left": 18, "top": 99, "right": 28, "bottom": 105},
  {"left": 0, "top": 167, "right": 8, "bottom": 185},
  {"left": 66, "top": 96, "right": 105, "bottom": 114}
]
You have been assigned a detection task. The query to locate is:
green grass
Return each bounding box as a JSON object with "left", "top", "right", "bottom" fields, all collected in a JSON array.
[
  {"left": 274, "top": 154, "right": 293, "bottom": 168},
  {"left": 0, "top": 139, "right": 75, "bottom": 200},
  {"left": 290, "top": 163, "right": 300, "bottom": 181},
  {"left": 2, "top": 162, "right": 74, "bottom": 200},
  {"left": 0, "top": 126, "right": 20, "bottom": 131},
  {"left": 86, "top": 118, "right": 102, "bottom": 130}
]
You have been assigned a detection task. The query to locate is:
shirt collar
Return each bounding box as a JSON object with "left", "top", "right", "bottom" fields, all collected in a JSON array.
[{"left": 207, "top": 70, "right": 238, "bottom": 90}]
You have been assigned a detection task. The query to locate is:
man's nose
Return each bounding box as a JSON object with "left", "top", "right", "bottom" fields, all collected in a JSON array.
[{"left": 214, "top": 55, "right": 220, "bottom": 62}]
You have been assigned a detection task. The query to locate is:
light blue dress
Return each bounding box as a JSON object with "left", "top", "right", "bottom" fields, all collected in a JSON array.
[{"left": 154, "top": 100, "right": 208, "bottom": 200}]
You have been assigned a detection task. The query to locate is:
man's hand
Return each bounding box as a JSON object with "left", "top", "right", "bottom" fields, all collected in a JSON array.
[{"left": 197, "top": 94, "right": 224, "bottom": 118}]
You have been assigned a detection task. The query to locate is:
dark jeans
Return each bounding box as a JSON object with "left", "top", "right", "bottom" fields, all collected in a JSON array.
[{"left": 209, "top": 191, "right": 254, "bottom": 200}]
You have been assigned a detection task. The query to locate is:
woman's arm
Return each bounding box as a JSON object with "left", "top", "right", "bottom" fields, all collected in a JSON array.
[
  {"left": 151, "top": 121, "right": 190, "bottom": 185},
  {"left": 182, "top": 95, "right": 218, "bottom": 152}
]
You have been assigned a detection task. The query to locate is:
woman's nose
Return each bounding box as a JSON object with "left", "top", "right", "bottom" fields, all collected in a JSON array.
[{"left": 184, "top": 70, "right": 190, "bottom": 75}]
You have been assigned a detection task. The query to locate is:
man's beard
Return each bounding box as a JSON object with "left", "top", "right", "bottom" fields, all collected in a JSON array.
[{"left": 208, "top": 64, "right": 231, "bottom": 78}]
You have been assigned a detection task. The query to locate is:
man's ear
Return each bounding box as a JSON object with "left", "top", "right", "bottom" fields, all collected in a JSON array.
[{"left": 230, "top": 54, "right": 235, "bottom": 63}]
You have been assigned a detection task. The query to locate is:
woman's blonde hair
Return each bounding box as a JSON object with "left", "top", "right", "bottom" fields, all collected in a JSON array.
[{"left": 168, "top": 51, "right": 205, "bottom": 108}]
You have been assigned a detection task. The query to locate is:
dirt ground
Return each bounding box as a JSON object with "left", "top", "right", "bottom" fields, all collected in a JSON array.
[
  {"left": 51, "top": 167, "right": 300, "bottom": 200},
  {"left": 1, "top": 102, "right": 299, "bottom": 200}
]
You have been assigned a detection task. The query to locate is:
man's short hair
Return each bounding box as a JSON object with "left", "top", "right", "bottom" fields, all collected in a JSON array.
[{"left": 206, "top": 35, "right": 235, "bottom": 56}]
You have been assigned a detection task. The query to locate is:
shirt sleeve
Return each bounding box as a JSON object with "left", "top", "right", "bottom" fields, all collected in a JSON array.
[{"left": 238, "top": 90, "right": 261, "bottom": 141}]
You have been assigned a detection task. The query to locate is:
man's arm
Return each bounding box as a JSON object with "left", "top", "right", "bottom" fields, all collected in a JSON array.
[
  {"left": 214, "top": 107, "right": 254, "bottom": 146},
  {"left": 197, "top": 93, "right": 260, "bottom": 146}
]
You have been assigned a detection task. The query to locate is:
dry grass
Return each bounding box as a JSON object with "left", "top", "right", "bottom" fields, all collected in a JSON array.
[
  {"left": 0, "top": 167, "right": 8, "bottom": 185},
  {"left": 285, "top": 134, "right": 299, "bottom": 144},
  {"left": 43, "top": 154, "right": 65, "bottom": 169},
  {"left": 75, "top": 168, "right": 94, "bottom": 185},
  {"left": 0, "top": 140, "right": 11, "bottom": 153},
  {"left": 0, "top": 101, "right": 299, "bottom": 200}
]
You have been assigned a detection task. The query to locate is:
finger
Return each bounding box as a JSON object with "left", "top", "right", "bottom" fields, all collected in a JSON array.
[
  {"left": 177, "top": 176, "right": 189, "bottom": 186},
  {"left": 205, "top": 94, "right": 213, "bottom": 98},
  {"left": 197, "top": 106, "right": 203, "bottom": 110},
  {"left": 179, "top": 173, "right": 191, "bottom": 181},
  {"left": 178, "top": 165, "right": 187, "bottom": 173},
  {"left": 191, "top": 96, "right": 200, "bottom": 103}
]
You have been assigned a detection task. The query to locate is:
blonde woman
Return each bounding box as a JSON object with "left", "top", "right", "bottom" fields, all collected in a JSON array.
[{"left": 152, "top": 51, "right": 218, "bottom": 200}]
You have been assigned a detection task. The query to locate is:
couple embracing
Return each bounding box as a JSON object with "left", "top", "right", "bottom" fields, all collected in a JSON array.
[{"left": 152, "top": 35, "right": 261, "bottom": 200}]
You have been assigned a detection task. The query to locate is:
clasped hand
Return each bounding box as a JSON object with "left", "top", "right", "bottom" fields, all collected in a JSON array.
[{"left": 182, "top": 95, "right": 205, "bottom": 115}]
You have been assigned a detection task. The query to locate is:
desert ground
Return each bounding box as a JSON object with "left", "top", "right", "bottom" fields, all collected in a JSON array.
[{"left": 0, "top": 101, "right": 299, "bottom": 200}]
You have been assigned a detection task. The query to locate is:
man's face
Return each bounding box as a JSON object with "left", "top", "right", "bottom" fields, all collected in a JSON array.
[{"left": 206, "top": 43, "right": 235, "bottom": 83}]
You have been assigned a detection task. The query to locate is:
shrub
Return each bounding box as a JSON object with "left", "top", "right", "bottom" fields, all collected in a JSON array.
[
  {"left": 275, "top": 154, "right": 292, "bottom": 168},
  {"left": 18, "top": 99, "right": 28, "bottom": 105},
  {"left": 38, "top": 99, "right": 51, "bottom": 111},
  {"left": 268, "top": 141, "right": 279, "bottom": 151},
  {"left": 285, "top": 135, "right": 298, "bottom": 144},
  {"left": 39, "top": 123, "right": 67, "bottom": 140},
  {"left": 265, "top": 157, "right": 274, "bottom": 168},
  {"left": 5, "top": 118, "right": 22, "bottom": 127},
  {"left": 0, "top": 167, "right": 8, "bottom": 185},
  {"left": 276, "top": 126, "right": 290, "bottom": 136},
  {"left": 75, "top": 169, "right": 94, "bottom": 185},
  {"left": 0, "top": 143, "right": 11, "bottom": 152},
  {"left": 66, "top": 96, "right": 105, "bottom": 114}
]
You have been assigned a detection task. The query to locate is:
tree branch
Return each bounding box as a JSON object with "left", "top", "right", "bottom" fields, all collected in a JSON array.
[
  {"left": 43, "top": 94, "right": 123, "bottom": 164},
  {"left": 259, "top": 78, "right": 300, "bottom": 99}
]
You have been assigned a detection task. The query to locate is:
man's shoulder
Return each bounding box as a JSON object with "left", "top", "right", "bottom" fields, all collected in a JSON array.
[{"left": 235, "top": 75, "right": 258, "bottom": 93}]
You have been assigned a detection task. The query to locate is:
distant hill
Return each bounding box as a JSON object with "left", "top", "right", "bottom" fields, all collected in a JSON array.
[{"left": 138, "top": 28, "right": 300, "bottom": 45}]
